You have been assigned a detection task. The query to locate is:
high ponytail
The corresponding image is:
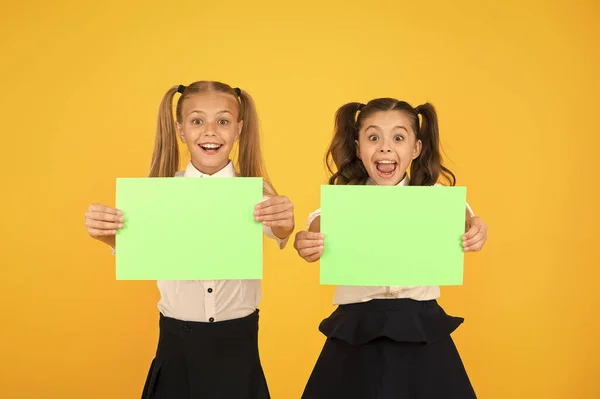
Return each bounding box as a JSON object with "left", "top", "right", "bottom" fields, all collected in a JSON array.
[
  {"left": 410, "top": 103, "right": 456, "bottom": 186},
  {"left": 326, "top": 102, "right": 369, "bottom": 185},
  {"left": 149, "top": 86, "right": 180, "bottom": 177},
  {"left": 236, "top": 88, "right": 276, "bottom": 196}
]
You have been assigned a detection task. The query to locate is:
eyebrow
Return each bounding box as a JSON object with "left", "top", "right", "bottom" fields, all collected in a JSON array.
[
  {"left": 365, "top": 125, "right": 408, "bottom": 132},
  {"left": 188, "top": 110, "right": 234, "bottom": 116}
]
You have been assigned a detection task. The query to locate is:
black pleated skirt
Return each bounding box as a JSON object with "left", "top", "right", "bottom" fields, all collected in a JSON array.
[
  {"left": 301, "top": 299, "right": 477, "bottom": 399},
  {"left": 141, "top": 310, "right": 270, "bottom": 399}
]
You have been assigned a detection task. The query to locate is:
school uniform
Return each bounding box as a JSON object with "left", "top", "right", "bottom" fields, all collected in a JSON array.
[
  {"left": 115, "top": 161, "right": 288, "bottom": 399},
  {"left": 301, "top": 175, "right": 478, "bottom": 399}
]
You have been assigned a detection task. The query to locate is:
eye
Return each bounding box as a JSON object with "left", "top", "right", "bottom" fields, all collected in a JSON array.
[
  {"left": 218, "top": 119, "right": 229, "bottom": 125},
  {"left": 191, "top": 119, "right": 202, "bottom": 125},
  {"left": 394, "top": 135, "right": 404, "bottom": 141},
  {"left": 368, "top": 135, "right": 378, "bottom": 141}
]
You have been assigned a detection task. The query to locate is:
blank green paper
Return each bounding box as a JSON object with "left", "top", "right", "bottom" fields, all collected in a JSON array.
[
  {"left": 320, "top": 185, "right": 466, "bottom": 286},
  {"left": 115, "top": 177, "right": 263, "bottom": 280}
]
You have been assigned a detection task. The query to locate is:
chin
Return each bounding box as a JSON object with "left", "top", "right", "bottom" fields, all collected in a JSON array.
[
  {"left": 191, "top": 151, "right": 230, "bottom": 171},
  {"left": 201, "top": 155, "right": 228, "bottom": 166},
  {"left": 368, "top": 167, "right": 403, "bottom": 186},
  {"left": 377, "top": 179, "right": 400, "bottom": 186}
]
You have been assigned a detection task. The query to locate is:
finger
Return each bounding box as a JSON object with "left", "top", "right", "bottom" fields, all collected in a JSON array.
[
  {"left": 85, "top": 219, "right": 124, "bottom": 230},
  {"left": 263, "top": 221, "right": 294, "bottom": 229},
  {"left": 462, "top": 226, "right": 478, "bottom": 240},
  {"left": 86, "top": 211, "right": 125, "bottom": 223},
  {"left": 464, "top": 241, "right": 484, "bottom": 252},
  {"left": 295, "top": 238, "right": 324, "bottom": 250},
  {"left": 255, "top": 196, "right": 288, "bottom": 209},
  {"left": 298, "top": 231, "right": 324, "bottom": 241},
  {"left": 88, "top": 228, "right": 117, "bottom": 237},
  {"left": 464, "top": 236, "right": 486, "bottom": 252},
  {"left": 89, "top": 204, "right": 122, "bottom": 215},
  {"left": 255, "top": 203, "right": 292, "bottom": 216},
  {"left": 462, "top": 231, "right": 485, "bottom": 247},
  {"left": 299, "top": 245, "right": 324, "bottom": 258},
  {"left": 255, "top": 204, "right": 292, "bottom": 217},
  {"left": 462, "top": 225, "right": 481, "bottom": 241},
  {"left": 293, "top": 233, "right": 322, "bottom": 249},
  {"left": 256, "top": 211, "right": 293, "bottom": 222},
  {"left": 304, "top": 251, "right": 323, "bottom": 263}
]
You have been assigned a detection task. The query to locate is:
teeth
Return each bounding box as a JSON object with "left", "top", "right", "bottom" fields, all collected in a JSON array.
[
  {"left": 376, "top": 160, "right": 396, "bottom": 164},
  {"left": 201, "top": 144, "right": 221, "bottom": 149}
]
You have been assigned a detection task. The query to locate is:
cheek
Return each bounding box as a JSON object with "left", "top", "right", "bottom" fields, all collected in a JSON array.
[
  {"left": 358, "top": 140, "right": 375, "bottom": 157},
  {"left": 359, "top": 149, "right": 376, "bottom": 169},
  {"left": 395, "top": 141, "right": 413, "bottom": 155},
  {"left": 361, "top": 147, "right": 375, "bottom": 168},
  {"left": 229, "top": 123, "right": 242, "bottom": 141},
  {"left": 222, "top": 126, "right": 239, "bottom": 144},
  {"left": 184, "top": 127, "right": 200, "bottom": 140},
  {"left": 361, "top": 158, "right": 373, "bottom": 172},
  {"left": 396, "top": 147, "right": 415, "bottom": 168}
]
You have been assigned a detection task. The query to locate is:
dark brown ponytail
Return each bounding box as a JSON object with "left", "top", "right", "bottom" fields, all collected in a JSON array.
[
  {"left": 410, "top": 103, "right": 456, "bottom": 186},
  {"left": 326, "top": 102, "right": 369, "bottom": 185}
]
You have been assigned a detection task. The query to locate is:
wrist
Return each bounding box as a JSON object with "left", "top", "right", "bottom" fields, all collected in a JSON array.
[
  {"left": 98, "top": 235, "right": 116, "bottom": 248},
  {"left": 272, "top": 224, "right": 294, "bottom": 240}
]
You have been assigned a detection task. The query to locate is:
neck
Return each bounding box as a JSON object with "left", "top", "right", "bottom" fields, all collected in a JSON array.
[{"left": 190, "top": 159, "right": 230, "bottom": 176}]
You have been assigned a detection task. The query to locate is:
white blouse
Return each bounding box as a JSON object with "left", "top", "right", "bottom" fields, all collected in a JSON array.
[
  {"left": 116, "top": 161, "right": 288, "bottom": 323},
  {"left": 307, "top": 175, "right": 473, "bottom": 305}
]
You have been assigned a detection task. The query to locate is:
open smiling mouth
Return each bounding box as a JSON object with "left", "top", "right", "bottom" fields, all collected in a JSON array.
[
  {"left": 375, "top": 160, "right": 397, "bottom": 178},
  {"left": 199, "top": 143, "right": 223, "bottom": 155}
]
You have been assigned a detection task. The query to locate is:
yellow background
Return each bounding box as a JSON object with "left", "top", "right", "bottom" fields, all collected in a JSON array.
[{"left": 1, "top": 0, "right": 599, "bottom": 398}]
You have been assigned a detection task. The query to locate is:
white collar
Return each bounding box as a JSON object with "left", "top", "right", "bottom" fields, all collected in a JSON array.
[
  {"left": 182, "top": 160, "right": 236, "bottom": 178},
  {"left": 366, "top": 173, "right": 409, "bottom": 186}
]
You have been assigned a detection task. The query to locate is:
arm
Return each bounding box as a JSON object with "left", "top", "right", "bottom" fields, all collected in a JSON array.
[
  {"left": 263, "top": 224, "right": 291, "bottom": 249},
  {"left": 308, "top": 216, "right": 320, "bottom": 232},
  {"left": 272, "top": 224, "right": 295, "bottom": 241}
]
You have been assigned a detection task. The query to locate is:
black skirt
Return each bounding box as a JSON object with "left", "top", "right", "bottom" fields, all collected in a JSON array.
[
  {"left": 301, "top": 299, "right": 477, "bottom": 399},
  {"left": 141, "top": 310, "right": 270, "bottom": 399}
]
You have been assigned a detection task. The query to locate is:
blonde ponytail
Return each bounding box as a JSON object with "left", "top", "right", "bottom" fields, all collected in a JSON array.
[
  {"left": 236, "top": 88, "right": 276, "bottom": 196},
  {"left": 149, "top": 86, "right": 179, "bottom": 177}
]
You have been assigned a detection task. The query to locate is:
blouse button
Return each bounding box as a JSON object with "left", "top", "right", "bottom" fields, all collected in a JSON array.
[
  {"left": 209, "top": 317, "right": 215, "bottom": 323},
  {"left": 207, "top": 288, "right": 213, "bottom": 293}
]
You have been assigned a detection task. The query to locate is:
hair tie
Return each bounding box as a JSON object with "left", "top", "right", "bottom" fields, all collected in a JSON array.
[
  {"left": 354, "top": 103, "right": 365, "bottom": 125},
  {"left": 177, "top": 85, "right": 186, "bottom": 94},
  {"left": 234, "top": 87, "right": 241, "bottom": 97}
]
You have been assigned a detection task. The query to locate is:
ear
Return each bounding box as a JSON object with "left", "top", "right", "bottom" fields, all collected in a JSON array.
[
  {"left": 412, "top": 139, "right": 422, "bottom": 159},
  {"left": 176, "top": 122, "right": 186, "bottom": 143},
  {"left": 355, "top": 139, "right": 361, "bottom": 159},
  {"left": 235, "top": 120, "right": 243, "bottom": 142}
]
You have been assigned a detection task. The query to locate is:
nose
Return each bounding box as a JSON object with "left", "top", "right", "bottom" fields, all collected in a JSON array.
[
  {"left": 203, "top": 122, "right": 218, "bottom": 136},
  {"left": 379, "top": 143, "right": 392, "bottom": 153},
  {"left": 378, "top": 139, "right": 392, "bottom": 153}
]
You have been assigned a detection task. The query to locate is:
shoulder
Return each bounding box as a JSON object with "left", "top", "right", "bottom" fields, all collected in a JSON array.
[{"left": 174, "top": 171, "right": 184, "bottom": 177}]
